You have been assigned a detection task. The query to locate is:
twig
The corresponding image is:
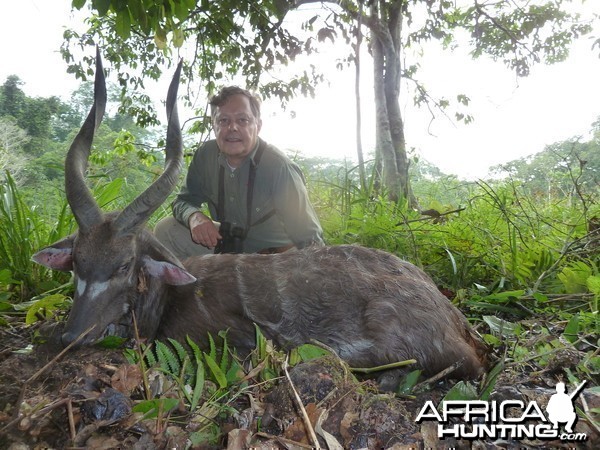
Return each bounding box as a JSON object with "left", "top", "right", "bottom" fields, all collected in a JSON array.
[
  {"left": 351, "top": 359, "right": 416, "bottom": 374},
  {"left": 580, "top": 392, "right": 600, "bottom": 435},
  {"left": 1, "top": 397, "right": 73, "bottom": 435},
  {"left": 413, "top": 359, "right": 462, "bottom": 392},
  {"left": 254, "top": 432, "right": 315, "bottom": 449},
  {"left": 27, "top": 324, "right": 96, "bottom": 384},
  {"left": 66, "top": 398, "right": 77, "bottom": 443},
  {"left": 282, "top": 355, "right": 320, "bottom": 449},
  {"left": 505, "top": 335, "right": 586, "bottom": 369},
  {"left": 400, "top": 207, "right": 466, "bottom": 225},
  {"left": 131, "top": 311, "right": 152, "bottom": 400}
]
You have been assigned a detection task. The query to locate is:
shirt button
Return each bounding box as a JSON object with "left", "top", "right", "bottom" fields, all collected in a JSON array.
[
  {"left": 229, "top": 197, "right": 235, "bottom": 202},
  {"left": 230, "top": 173, "right": 235, "bottom": 178}
]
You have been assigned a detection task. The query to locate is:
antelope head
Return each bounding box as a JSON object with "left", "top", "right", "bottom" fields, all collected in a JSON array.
[{"left": 33, "top": 50, "right": 195, "bottom": 346}]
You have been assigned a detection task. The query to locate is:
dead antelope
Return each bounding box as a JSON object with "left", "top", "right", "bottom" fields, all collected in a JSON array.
[{"left": 32, "top": 51, "right": 487, "bottom": 387}]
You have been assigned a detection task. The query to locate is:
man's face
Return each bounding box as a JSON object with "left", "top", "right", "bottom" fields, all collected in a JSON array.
[{"left": 213, "top": 94, "right": 262, "bottom": 167}]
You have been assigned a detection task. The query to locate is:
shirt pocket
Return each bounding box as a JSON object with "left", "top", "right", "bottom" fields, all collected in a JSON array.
[{"left": 249, "top": 196, "right": 276, "bottom": 226}]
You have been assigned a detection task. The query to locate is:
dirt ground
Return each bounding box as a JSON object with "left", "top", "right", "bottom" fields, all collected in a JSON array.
[{"left": 0, "top": 319, "right": 598, "bottom": 450}]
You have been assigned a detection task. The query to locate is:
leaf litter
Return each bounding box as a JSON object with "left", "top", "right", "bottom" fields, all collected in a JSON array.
[{"left": 0, "top": 318, "right": 598, "bottom": 449}]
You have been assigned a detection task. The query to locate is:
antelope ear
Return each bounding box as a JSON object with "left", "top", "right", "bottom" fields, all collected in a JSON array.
[
  {"left": 32, "top": 236, "right": 75, "bottom": 271},
  {"left": 142, "top": 256, "right": 197, "bottom": 286}
]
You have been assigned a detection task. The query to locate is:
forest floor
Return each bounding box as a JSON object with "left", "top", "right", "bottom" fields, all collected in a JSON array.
[{"left": 0, "top": 318, "right": 598, "bottom": 450}]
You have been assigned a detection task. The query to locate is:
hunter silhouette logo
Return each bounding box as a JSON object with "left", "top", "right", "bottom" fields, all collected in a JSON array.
[
  {"left": 546, "top": 380, "right": 587, "bottom": 434},
  {"left": 415, "top": 380, "right": 588, "bottom": 442}
]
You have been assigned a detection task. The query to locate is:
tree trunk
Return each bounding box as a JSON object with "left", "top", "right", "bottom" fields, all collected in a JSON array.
[
  {"left": 295, "top": 0, "right": 415, "bottom": 205},
  {"left": 368, "top": 1, "right": 416, "bottom": 207},
  {"left": 354, "top": 4, "right": 367, "bottom": 193}
]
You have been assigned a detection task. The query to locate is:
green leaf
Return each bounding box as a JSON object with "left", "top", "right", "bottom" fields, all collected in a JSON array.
[
  {"left": 154, "top": 26, "right": 167, "bottom": 49},
  {"left": 481, "top": 290, "right": 525, "bottom": 303},
  {"left": 442, "top": 381, "right": 478, "bottom": 402},
  {"left": 563, "top": 314, "right": 579, "bottom": 344},
  {"left": 225, "top": 360, "right": 245, "bottom": 384},
  {"left": 587, "top": 275, "right": 600, "bottom": 296},
  {"left": 479, "top": 362, "right": 503, "bottom": 401},
  {"left": 132, "top": 398, "right": 179, "bottom": 418},
  {"left": 94, "top": 178, "right": 124, "bottom": 210},
  {"left": 483, "top": 315, "right": 520, "bottom": 338},
  {"left": 397, "top": 370, "right": 421, "bottom": 395},
  {"left": 25, "top": 294, "right": 70, "bottom": 325},
  {"left": 532, "top": 292, "right": 549, "bottom": 303},
  {"left": 558, "top": 263, "right": 593, "bottom": 294},
  {"left": 168, "top": 338, "right": 189, "bottom": 365},
  {"left": 92, "top": 0, "right": 111, "bottom": 16},
  {"left": 144, "top": 343, "right": 157, "bottom": 367},
  {"left": 127, "top": 0, "right": 149, "bottom": 33},
  {"left": 72, "top": 0, "right": 87, "bottom": 10},
  {"left": 482, "top": 334, "right": 502, "bottom": 347},
  {"left": 155, "top": 340, "right": 180, "bottom": 375},
  {"left": 115, "top": 9, "right": 132, "bottom": 40},
  {"left": 172, "top": 27, "right": 185, "bottom": 48},
  {"left": 584, "top": 356, "right": 600, "bottom": 375},
  {"left": 188, "top": 428, "right": 220, "bottom": 447},
  {"left": 186, "top": 335, "right": 203, "bottom": 363},
  {"left": 95, "top": 335, "right": 127, "bottom": 348},
  {"left": 173, "top": 0, "right": 190, "bottom": 22},
  {"left": 289, "top": 344, "right": 330, "bottom": 365},
  {"left": 218, "top": 330, "right": 230, "bottom": 374},
  {"left": 203, "top": 352, "right": 227, "bottom": 389},
  {"left": 0, "top": 268, "right": 17, "bottom": 285},
  {"left": 190, "top": 360, "right": 205, "bottom": 411},
  {"left": 207, "top": 332, "right": 217, "bottom": 362}
]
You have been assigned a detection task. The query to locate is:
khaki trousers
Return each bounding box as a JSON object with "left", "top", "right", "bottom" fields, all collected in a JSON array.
[{"left": 154, "top": 216, "right": 213, "bottom": 260}]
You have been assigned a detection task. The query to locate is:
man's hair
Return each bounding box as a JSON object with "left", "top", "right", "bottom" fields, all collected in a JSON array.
[{"left": 209, "top": 86, "right": 261, "bottom": 120}]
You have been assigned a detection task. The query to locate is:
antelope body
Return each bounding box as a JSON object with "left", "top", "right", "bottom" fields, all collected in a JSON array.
[{"left": 33, "top": 52, "right": 487, "bottom": 383}]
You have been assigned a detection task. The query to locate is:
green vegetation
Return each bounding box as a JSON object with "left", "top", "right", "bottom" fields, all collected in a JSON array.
[
  {"left": 0, "top": 72, "right": 598, "bottom": 441},
  {"left": 1, "top": 72, "right": 599, "bottom": 336}
]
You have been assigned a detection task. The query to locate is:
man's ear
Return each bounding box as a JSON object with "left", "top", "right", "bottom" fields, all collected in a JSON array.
[{"left": 31, "top": 235, "right": 75, "bottom": 271}]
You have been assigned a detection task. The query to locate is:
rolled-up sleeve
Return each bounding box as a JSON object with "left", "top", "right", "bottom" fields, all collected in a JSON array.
[{"left": 172, "top": 148, "right": 210, "bottom": 227}]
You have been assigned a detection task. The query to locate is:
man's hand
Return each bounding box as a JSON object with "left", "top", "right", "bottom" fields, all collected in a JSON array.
[{"left": 189, "top": 212, "right": 221, "bottom": 249}]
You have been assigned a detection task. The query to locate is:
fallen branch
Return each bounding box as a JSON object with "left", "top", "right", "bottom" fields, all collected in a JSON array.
[
  {"left": 399, "top": 207, "right": 466, "bottom": 226},
  {"left": 351, "top": 359, "right": 416, "bottom": 374},
  {"left": 283, "top": 355, "right": 320, "bottom": 449}
]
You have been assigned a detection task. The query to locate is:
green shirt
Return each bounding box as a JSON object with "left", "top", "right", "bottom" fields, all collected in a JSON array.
[{"left": 172, "top": 138, "right": 324, "bottom": 253}]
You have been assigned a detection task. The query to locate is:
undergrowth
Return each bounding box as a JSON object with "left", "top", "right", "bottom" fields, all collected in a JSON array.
[{"left": 0, "top": 158, "right": 599, "bottom": 439}]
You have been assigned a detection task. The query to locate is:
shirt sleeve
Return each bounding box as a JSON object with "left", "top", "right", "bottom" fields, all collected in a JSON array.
[
  {"left": 171, "top": 147, "right": 210, "bottom": 227},
  {"left": 272, "top": 161, "right": 324, "bottom": 248}
]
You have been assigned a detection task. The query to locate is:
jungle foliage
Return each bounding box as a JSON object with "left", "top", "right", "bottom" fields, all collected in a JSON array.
[
  {"left": 1, "top": 74, "right": 598, "bottom": 338},
  {"left": 0, "top": 69, "right": 599, "bottom": 444}
]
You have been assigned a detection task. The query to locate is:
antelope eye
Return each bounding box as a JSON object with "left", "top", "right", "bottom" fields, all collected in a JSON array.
[{"left": 117, "top": 261, "right": 132, "bottom": 274}]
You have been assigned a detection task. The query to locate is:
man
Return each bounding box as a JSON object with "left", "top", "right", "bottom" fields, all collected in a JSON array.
[{"left": 155, "top": 86, "right": 324, "bottom": 258}]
